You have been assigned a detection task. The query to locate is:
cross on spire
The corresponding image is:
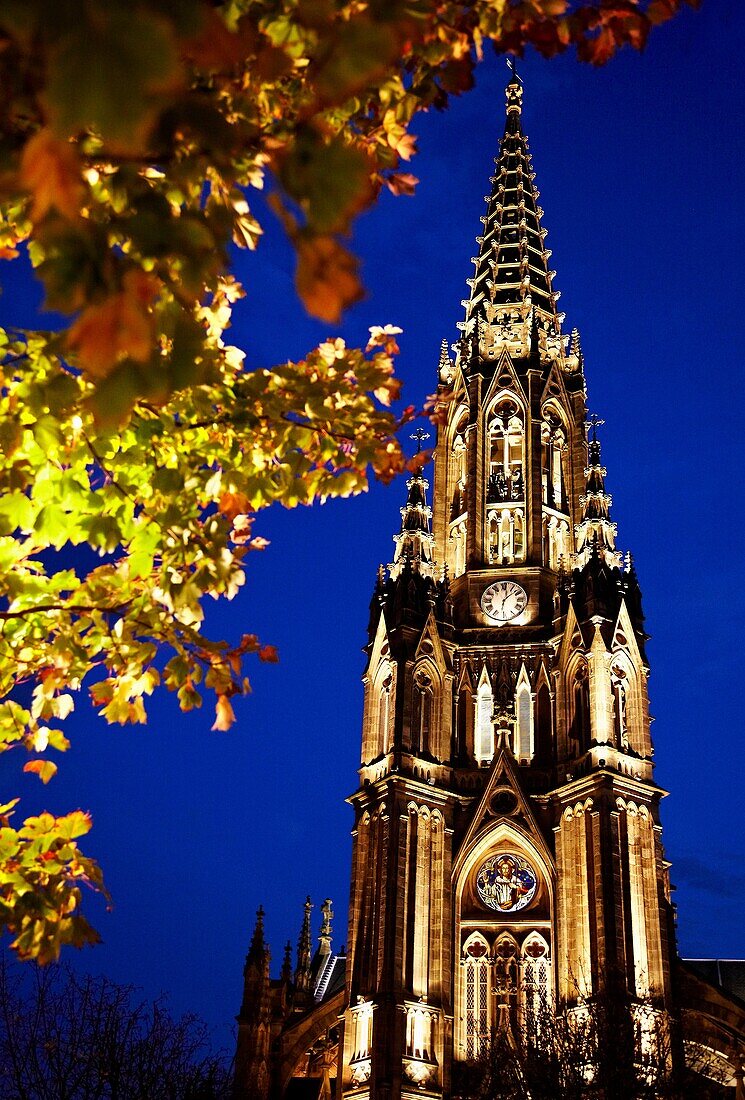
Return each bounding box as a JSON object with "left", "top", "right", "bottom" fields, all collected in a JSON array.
[
  {"left": 411, "top": 427, "right": 430, "bottom": 454},
  {"left": 587, "top": 413, "right": 605, "bottom": 443}
]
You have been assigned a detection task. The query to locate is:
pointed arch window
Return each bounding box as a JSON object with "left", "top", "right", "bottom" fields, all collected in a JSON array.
[
  {"left": 412, "top": 670, "right": 435, "bottom": 757},
  {"left": 611, "top": 662, "right": 629, "bottom": 752},
  {"left": 571, "top": 664, "right": 590, "bottom": 754},
  {"left": 462, "top": 936, "right": 491, "bottom": 1061},
  {"left": 450, "top": 519, "right": 467, "bottom": 578},
  {"left": 535, "top": 681, "right": 552, "bottom": 765},
  {"left": 475, "top": 673, "right": 494, "bottom": 765},
  {"left": 456, "top": 684, "right": 473, "bottom": 761},
  {"left": 541, "top": 412, "right": 568, "bottom": 513},
  {"left": 451, "top": 430, "right": 468, "bottom": 521},
  {"left": 487, "top": 399, "right": 525, "bottom": 505},
  {"left": 515, "top": 668, "right": 533, "bottom": 763},
  {"left": 378, "top": 672, "right": 393, "bottom": 754},
  {"left": 521, "top": 933, "right": 551, "bottom": 1035}
]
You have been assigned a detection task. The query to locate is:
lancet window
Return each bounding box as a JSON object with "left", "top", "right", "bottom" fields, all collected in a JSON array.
[
  {"left": 521, "top": 934, "right": 552, "bottom": 1034},
  {"left": 570, "top": 663, "right": 591, "bottom": 755},
  {"left": 535, "top": 681, "right": 552, "bottom": 764},
  {"left": 377, "top": 671, "right": 393, "bottom": 755},
  {"left": 611, "top": 664, "right": 628, "bottom": 751},
  {"left": 485, "top": 397, "right": 526, "bottom": 564},
  {"left": 455, "top": 683, "right": 473, "bottom": 761},
  {"left": 450, "top": 519, "right": 467, "bottom": 578},
  {"left": 541, "top": 412, "right": 568, "bottom": 513},
  {"left": 543, "top": 514, "right": 571, "bottom": 570},
  {"left": 448, "top": 410, "right": 469, "bottom": 577},
  {"left": 515, "top": 667, "right": 533, "bottom": 763},
  {"left": 412, "top": 670, "right": 434, "bottom": 756},
  {"left": 487, "top": 400, "right": 525, "bottom": 504},
  {"left": 462, "top": 936, "right": 491, "bottom": 1060},
  {"left": 451, "top": 423, "right": 468, "bottom": 521},
  {"left": 475, "top": 672, "right": 494, "bottom": 765}
]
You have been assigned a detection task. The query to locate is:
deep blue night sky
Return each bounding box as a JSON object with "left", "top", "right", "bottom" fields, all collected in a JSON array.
[{"left": 1, "top": 0, "right": 744, "bottom": 1054}]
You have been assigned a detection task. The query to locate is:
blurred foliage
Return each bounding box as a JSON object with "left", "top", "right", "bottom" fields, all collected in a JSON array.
[{"left": 0, "top": 0, "right": 694, "bottom": 961}]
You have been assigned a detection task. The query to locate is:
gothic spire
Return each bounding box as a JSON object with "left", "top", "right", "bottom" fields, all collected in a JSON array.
[
  {"left": 461, "top": 68, "right": 564, "bottom": 354},
  {"left": 389, "top": 429, "right": 436, "bottom": 580},
  {"left": 246, "top": 905, "right": 269, "bottom": 967},
  {"left": 294, "top": 895, "right": 313, "bottom": 994},
  {"left": 240, "top": 906, "right": 271, "bottom": 1017},
  {"left": 575, "top": 415, "right": 621, "bottom": 567}
]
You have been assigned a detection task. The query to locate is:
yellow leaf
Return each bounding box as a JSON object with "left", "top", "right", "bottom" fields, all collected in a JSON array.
[
  {"left": 24, "top": 759, "right": 58, "bottom": 784},
  {"left": 211, "top": 694, "right": 235, "bottom": 731}
]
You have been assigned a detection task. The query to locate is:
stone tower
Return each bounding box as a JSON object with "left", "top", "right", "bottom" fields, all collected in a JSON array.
[
  {"left": 234, "top": 71, "right": 745, "bottom": 1100},
  {"left": 338, "top": 70, "right": 677, "bottom": 1099}
]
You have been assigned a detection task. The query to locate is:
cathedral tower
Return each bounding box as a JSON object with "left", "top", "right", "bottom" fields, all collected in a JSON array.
[{"left": 339, "top": 71, "right": 676, "bottom": 1099}]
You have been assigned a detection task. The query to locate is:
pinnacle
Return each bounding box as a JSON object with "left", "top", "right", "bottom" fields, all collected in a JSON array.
[
  {"left": 247, "top": 905, "right": 269, "bottom": 965},
  {"left": 575, "top": 415, "right": 621, "bottom": 568},
  {"left": 388, "top": 434, "right": 436, "bottom": 580}
]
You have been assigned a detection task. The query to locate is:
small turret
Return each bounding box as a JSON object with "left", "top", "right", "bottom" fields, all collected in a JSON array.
[
  {"left": 389, "top": 429, "right": 436, "bottom": 580},
  {"left": 574, "top": 415, "right": 621, "bottom": 568}
]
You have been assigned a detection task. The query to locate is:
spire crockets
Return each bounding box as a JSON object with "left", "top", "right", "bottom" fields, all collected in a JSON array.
[
  {"left": 294, "top": 895, "right": 313, "bottom": 994},
  {"left": 389, "top": 429, "right": 435, "bottom": 580},
  {"left": 461, "top": 68, "right": 565, "bottom": 363},
  {"left": 575, "top": 415, "right": 621, "bottom": 567}
]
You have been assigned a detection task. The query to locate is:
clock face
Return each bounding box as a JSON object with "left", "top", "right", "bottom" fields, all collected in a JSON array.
[{"left": 481, "top": 580, "right": 527, "bottom": 622}]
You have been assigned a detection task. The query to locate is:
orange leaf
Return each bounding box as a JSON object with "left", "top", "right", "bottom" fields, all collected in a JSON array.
[
  {"left": 67, "top": 271, "right": 158, "bottom": 377},
  {"left": 20, "top": 129, "right": 84, "bottom": 223},
  {"left": 386, "top": 172, "right": 419, "bottom": 197},
  {"left": 296, "top": 235, "right": 363, "bottom": 323},
  {"left": 259, "top": 645, "right": 279, "bottom": 663},
  {"left": 219, "top": 491, "right": 251, "bottom": 522},
  {"left": 24, "top": 759, "right": 58, "bottom": 784},
  {"left": 211, "top": 694, "right": 236, "bottom": 731}
]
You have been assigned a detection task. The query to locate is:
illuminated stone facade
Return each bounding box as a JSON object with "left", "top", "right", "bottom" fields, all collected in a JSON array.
[
  {"left": 339, "top": 73, "right": 674, "bottom": 1099},
  {"left": 234, "top": 73, "right": 745, "bottom": 1099}
]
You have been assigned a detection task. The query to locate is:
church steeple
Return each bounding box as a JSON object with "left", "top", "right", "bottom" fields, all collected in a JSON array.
[
  {"left": 462, "top": 68, "right": 564, "bottom": 360},
  {"left": 336, "top": 71, "right": 678, "bottom": 1100}
]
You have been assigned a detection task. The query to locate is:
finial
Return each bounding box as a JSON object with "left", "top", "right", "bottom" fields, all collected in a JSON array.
[
  {"left": 505, "top": 60, "right": 523, "bottom": 115},
  {"left": 411, "top": 427, "right": 430, "bottom": 455},
  {"left": 587, "top": 412, "right": 605, "bottom": 444}
]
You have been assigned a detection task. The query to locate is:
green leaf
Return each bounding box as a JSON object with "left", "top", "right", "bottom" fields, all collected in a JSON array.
[
  {"left": 280, "top": 135, "right": 373, "bottom": 235},
  {"left": 44, "top": 12, "right": 180, "bottom": 150}
]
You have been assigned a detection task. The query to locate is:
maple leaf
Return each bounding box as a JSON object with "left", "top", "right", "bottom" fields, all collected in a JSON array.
[
  {"left": 23, "top": 759, "right": 59, "bottom": 784},
  {"left": 67, "top": 271, "right": 159, "bottom": 377},
  {"left": 219, "top": 491, "right": 252, "bottom": 523},
  {"left": 20, "top": 129, "right": 85, "bottom": 223},
  {"left": 296, "top": 235, "right": 363, "bottom": 323},
  {"left": 386, "top": 172, "right": 419, "bottom": 197}
]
